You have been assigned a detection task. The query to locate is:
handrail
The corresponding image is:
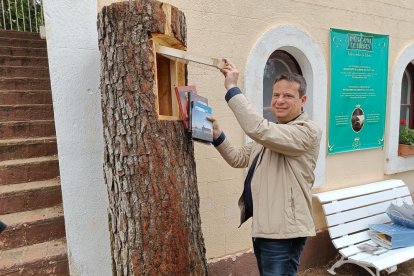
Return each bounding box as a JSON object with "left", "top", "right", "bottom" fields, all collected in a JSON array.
[{"left": 0, "top": 0, "right": 44, "bottom": 32}]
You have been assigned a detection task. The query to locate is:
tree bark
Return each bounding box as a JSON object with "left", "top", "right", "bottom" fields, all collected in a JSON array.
[{"left": 97, "top": 1, "right": 207, "bottom": 275}]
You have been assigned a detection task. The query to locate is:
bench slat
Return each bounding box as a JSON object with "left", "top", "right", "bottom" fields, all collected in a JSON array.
[
  {"left": 315, "top": 179, "right": 405, "bottom": 203},
  {"left": 340, "top": 245, "right": 362, "bottom": 258},
  {"left": 332, "top": 230, "right": 371, "bottom": 249},
  {"left": 349, "top": 246, "right": 414, "bottom": 270},
  {"left": 329, "top": 213, "right": 390, "bottom": 238},
  {"left": 339, "top": 240, "right": 379, "bottom": 257},
  {"left": 323, "top": 187, "right": 410, "bottom": 215},
  {"left": 326, "top": 196, "right": 413, "bottom": 226}
]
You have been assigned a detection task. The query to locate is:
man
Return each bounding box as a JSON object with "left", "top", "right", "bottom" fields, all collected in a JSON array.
[{"left": 208, "top": 59, "right": 321, "bottom": 275}]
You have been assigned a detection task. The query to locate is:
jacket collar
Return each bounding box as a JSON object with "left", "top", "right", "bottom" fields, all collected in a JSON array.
[{"left": 279, "top": 112, "right": 309, "bottom": 125}]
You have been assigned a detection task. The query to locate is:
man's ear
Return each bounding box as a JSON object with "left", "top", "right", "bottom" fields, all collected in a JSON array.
[{"left": 300, "top": 95, "right": 307, "bottom": 108}]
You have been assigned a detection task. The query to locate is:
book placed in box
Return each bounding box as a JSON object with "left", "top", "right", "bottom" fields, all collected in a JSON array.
[
  {"left": 175, "top": 85, "right": 197, "bottom": 129},
  {"left": 190, "top": 101, "right": 213, "bottom": 144},
  {"left": 369, "top": 223, "right": 414, "bottom": 249}
]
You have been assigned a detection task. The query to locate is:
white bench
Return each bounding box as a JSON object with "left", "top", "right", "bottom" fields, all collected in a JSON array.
[{"left": 314, "top": 179, "right": 414, "bottom": 276}]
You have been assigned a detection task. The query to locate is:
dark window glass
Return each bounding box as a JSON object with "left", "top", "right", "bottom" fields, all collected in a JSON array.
[{"left": 400, "top": 63, "right": 414, "bottom": 128}]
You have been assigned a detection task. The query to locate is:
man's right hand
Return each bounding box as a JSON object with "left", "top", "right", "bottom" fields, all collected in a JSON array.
[{"left": 207, "top": 116, "right": 222, "bottom": 140}]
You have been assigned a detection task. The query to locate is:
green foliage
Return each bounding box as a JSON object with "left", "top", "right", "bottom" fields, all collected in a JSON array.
[
  {"left": 399, "top": 127, "right": 414, "bottom": 146},
  {"left": 0, "top": 0, "right": 43, "bottom": 32}
]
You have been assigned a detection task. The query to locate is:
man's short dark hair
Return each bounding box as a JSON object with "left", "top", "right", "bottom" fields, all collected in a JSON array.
[{"left": 273, "top": 73, "right": 307, "bottom": 97}]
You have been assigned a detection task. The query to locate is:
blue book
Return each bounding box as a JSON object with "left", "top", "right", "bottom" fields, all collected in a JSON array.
[
  {"left": 369, "top": 223, "right": 414, "bottom": 249},
  {"left": 191, "top": 101, "right": 213, "bottom": 143}
]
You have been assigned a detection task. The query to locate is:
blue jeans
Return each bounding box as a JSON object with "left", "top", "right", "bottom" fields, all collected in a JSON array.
[{"left": 252, "top": 237, "right": 307, "bottom": 276}]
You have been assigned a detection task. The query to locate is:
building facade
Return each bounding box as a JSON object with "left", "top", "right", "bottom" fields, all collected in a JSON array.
[{"left": 44, "top": 0, "right": 414, "bottom": 274}]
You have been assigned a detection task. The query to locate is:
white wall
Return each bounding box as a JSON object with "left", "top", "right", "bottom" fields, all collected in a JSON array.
[
  {"left": 99, "top": 0, "right": 414, "bottom": 259},
  {"left": 43, "top": 0, "right": 112, "bottom": 275}
]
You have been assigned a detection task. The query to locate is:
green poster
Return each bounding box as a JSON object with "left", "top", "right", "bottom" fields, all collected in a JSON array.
[{"left": 328, "top": 28, "right": 389, "bottom": 154}]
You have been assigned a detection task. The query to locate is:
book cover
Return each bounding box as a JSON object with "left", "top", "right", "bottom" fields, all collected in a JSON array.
[
  {"left": 369, "top": 223, "right": 414, "bottom": 249},
  {"left": 188, "top": 92, "right": 208, "bottom": 133},
  {"left": 175, "top": 86, "right": 197, "bottom": 129},
  {"left": 191, "top": 101, "right": 213, "bottom": 143}
]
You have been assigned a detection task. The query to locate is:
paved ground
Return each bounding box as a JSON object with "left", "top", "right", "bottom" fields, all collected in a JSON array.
[{"left": 299, "top": 258, "right": 414, "bottom": 275}]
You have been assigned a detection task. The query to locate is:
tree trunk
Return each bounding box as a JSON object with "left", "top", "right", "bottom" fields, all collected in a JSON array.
[{"left": 97, "top": 1, "right": 207, "bottom": 275}]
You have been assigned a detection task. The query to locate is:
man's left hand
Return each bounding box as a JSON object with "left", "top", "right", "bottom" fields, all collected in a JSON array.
[{"left": 220, "top": 58, "right": 239, "bottom": 91}]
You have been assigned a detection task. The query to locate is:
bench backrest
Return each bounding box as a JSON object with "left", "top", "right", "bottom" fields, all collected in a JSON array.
[{"left": 314, "top": 179, "right": 413, "bottom": 257}]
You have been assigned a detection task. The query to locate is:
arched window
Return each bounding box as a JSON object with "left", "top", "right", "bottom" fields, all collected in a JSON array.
[
  {"left": 244, "top": 24, "right": 327, "bottom": 187},
  {"left": 400, "top": 63, "right": 414, "bottom": 128},
  {"left": 263, "top": 50, "right": 302, "bottom": 122},
  {"left": 385, "top": 43, "right": 414, "bottom": 174}
]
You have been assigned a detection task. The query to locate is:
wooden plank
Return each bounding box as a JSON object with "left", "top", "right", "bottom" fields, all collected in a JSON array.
[
  {"left": 156, "top": 54, "right": 173, "bottom": 116},
  {"left": 325, "top": 196, "right": 413, "bottom": 226},
  {"left": 322, "top": 187, "right": 410, "bottom": 215},
  {"left": 170, "top": 60, "right": 179, "bottom": 117},
  {"left": 332, "top": 230, "right": 371, "bottom": 249},
  {"left": 156, "top": 45, "right": 225, "bottom": 69},
  {"left": 328, "top": 213, "right": 390, "bottom": 238},
  {"left": 339, "top": 240, "right": 379, "bottom": 257},
  {"left": 158, "top": 115, "right": 178, "bottom": 121},
  {"left": 314, "top": 180, "right": 405, "bottom": 203},
  {"left": 176, "top": 62, "right": 186, "bottom": 87},
  {"left": 340, "top": 245, "right": 365, "bottom": 258},
  {"left": 349, "top": 246, "right": 414, "bottom": 271},
  {"left": 152, "top": 40, "right": 160, "bottom": 115}
]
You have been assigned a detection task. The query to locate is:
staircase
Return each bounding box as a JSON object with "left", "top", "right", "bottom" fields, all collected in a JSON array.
[{"left": 0, "top": 30, "right": 69, "bottom": 275}]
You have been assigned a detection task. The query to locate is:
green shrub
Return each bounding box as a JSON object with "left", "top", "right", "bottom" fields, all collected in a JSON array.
[
  {"left": 399, "top": 127, "right": 414, "bottom": 146},
  {"left": 0, "top": 0, "right": 43, "bottom": 32}
]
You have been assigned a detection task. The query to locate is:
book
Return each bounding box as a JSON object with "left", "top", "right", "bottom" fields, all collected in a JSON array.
[
  {"left": 356, "top": 243, "right": 388, "bottom": 255},
  {"left": 190, "top": 101, "right": 213, "bottom": 143},
  {"left": 369, "top": 223, "right": 414, "bottom": 249},
  {"left": 188, "top": 91, "right": 208, "bottom": 133},
  {"left": 175, "top": 86, "right": 197, "bottom": 129}
]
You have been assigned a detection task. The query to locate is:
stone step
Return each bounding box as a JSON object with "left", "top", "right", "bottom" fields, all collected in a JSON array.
[
  {"left": 0, "top": 137, "right": 57, "bottom": 161},
  {"left": 0, "top": 37, "right": 46, "bottom": 48},
  {"left": 0, "top": 205, "right": 65, "bottom": 250},
  {"left": 0, "top": 120, "right": 56, "bottom": 139},
  {"left": 0, "top": 55, "right": 48, "bottom": 67},
  {"left": 0, "top": 77, "right": 50, "bottom": 90},
  {"left": 0, "top": 46, "right": 47, "bottom": 57},
  {"left": 0, "top": 104, "right": 54, "bottom": 122},
  {"left": 0, "top": 156, "right": 59, "bottom": 185},
  {"left": 0, "top": 30, "right": 42, "bottom": 40},
  {"left": 0, "top": 178, "right": 61, "bottom": 215},
  {"left": 0, "top": 66, "right": 49, "bottom": 78},
  {"left": 0, "top": 238, "right": 69, "bottom": 276},
  {"left": 0, "top": 90, "right": 52, "bottom": 105}
]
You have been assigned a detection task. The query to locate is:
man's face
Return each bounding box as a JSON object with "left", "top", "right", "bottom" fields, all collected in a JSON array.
[{"left": 271, "top": 79, "right": 307, "bottom": 124}]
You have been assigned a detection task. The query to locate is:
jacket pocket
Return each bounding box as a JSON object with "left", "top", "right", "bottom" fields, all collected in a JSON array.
[{"left": 287, "top": 187, "right": 296, "bottom": 221}]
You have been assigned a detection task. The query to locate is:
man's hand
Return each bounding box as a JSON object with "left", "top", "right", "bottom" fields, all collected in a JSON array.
[
  {"left": 207, "top": 116, "right": 222, "bottom": 140},
  {"left": 220, "top": 58, "right": 239, "bottom": 91}
]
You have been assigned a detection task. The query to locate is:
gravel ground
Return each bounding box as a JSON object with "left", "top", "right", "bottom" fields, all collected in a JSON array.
[{"left": 299, "top": 258, "right": 414, "bottom": 276}]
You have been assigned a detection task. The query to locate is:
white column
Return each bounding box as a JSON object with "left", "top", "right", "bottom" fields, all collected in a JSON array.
[{"left": 43, "top": 1, "right": 112, "bottom": 275}]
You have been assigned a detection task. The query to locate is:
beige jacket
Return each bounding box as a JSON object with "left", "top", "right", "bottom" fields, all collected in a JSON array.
[{"left": 216, "top": 93, "right": 321, "bottom": 239}]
